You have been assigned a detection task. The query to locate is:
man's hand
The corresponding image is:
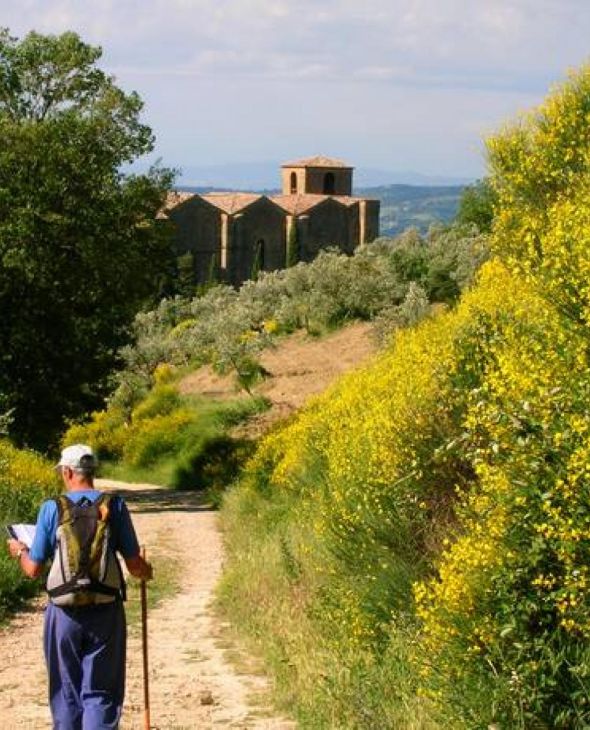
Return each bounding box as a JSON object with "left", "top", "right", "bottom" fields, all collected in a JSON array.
[
  {"left": 7, "top": 539, "right": 27, "bottom": 559},
  {"left": 6, "top": 539, "right": 42, "bottom": 578},
  {"left": 125, "top": 555, "right": 154, "bottom": 581}
]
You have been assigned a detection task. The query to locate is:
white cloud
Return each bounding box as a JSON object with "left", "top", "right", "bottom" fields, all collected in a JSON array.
[
  {"left": 5, "top": 0, "right": 589, "bottom": 86},
  {"left": 1, "top": 0, "right": 588, "bottom": 175}
]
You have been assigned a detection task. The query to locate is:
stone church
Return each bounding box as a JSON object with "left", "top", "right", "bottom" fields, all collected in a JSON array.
[{"left": 159, "top": 156, "right": 380, "bottom": 286}]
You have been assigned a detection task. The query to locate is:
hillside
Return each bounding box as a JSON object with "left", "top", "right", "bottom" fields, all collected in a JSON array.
[
  {"left": 218, "top": 67, "right": 590, "bottom": 729},
  {"left": 179, "top": 321, "right": 377, "bottom": 437},
  {"left": 357, "top": 183, "right": 464, "bottom": 235}
]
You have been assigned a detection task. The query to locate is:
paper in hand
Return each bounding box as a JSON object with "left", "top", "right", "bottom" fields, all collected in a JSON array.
[{"left": 6, "top": 523, "right": 36, "bottom": 548}]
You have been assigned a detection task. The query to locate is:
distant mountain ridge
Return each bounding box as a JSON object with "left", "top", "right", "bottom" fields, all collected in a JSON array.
[{"left": 176, "top": 161, "right": 473, "bottom": 190}]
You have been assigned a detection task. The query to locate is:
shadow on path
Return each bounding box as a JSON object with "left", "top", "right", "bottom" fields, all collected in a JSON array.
[{"left": 104, "top": 485, "right": 215, "bottom": 515}]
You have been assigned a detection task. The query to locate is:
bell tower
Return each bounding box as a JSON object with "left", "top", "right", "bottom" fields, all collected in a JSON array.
[{"left": 281, "top": 156, "right": 353, "bottom": 196}]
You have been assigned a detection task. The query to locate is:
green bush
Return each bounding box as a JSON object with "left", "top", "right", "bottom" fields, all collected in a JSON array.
[
  {"left": 63, "top": 408, "right": 128, "bottom": 460},
  {"left": 372, "top": 282, "right": 431, "bottom": 345},
  {"left": 107, "top": 224, "right": 488, "bottom": 408},
  {"left": 131, "top": 384, "right": 182, "bottom": 422},
  {"left": 455, "top": 178, "right": 497, "bottom": 232},
  {"left": 173, "top": 434, "right": 254, "bottom": 492},
  {"left": 122, "top": 409, "right": 194, "bottom": 467},
  {"left": 66, "top": 378, "right": 268, "bottom": 491}
]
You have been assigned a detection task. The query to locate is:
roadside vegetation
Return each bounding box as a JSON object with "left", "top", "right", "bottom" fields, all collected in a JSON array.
[
  {"left": 218, "top": 66, "right": 590, "bottom": 728},
  {"left": 0, "top": 441, "right": 57, "bottom": 619},
  {"left": 63, "top": 370, "right": 266, "bottom": 493},
  {"left": 64, "top": 219, "right": 486, "bottom": 491}
]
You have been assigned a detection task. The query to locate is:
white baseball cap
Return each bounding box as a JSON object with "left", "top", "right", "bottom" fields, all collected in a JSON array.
[{"left": 56, "top": 444, "right": 97, "bottom": 470}]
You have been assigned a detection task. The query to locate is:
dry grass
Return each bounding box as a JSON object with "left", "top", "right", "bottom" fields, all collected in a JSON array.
[{"left": 179, "top": 321, "right": 377, "bottom": 438}]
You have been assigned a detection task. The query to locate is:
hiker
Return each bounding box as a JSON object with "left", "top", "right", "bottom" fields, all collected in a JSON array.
[{"left": 6, "top": 443, "right": 152, "bottom": 730}]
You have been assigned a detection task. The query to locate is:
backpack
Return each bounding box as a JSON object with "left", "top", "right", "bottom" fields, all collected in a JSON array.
[{"left": 46, "top": 493, "right": 125, "bottom": 607}]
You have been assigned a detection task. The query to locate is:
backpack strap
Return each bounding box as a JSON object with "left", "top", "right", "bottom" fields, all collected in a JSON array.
[
  {"left": 54, "top": 494, "right": 73, "bottom": 524},
  {"left": 96, "top": 493, "right": 127, "bottom": 601},
  {"left": 48, "top": 580, "right": 121, "bottom": 599},
  {"left": 94, "top": 492, "right": 128, "bottom": 602}
]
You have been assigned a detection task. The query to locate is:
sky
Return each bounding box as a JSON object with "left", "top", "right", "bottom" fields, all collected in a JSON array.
[{"left": 3, "top": 1, "right": 590, "bottom": 183}]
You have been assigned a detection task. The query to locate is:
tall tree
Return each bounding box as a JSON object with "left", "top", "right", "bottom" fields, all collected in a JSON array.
[
  {"left": 286, "top": 218, "right": 299, "bottom": 267},
  {"left": 0, "top": 29, "right": 174, "bottom": 447}
]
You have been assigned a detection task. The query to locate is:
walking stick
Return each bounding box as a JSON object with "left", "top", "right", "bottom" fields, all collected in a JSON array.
[{"left": 140, "top": 546, "right": 151, "bottom": 730}]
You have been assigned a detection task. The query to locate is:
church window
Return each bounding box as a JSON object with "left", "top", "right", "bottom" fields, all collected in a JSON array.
[
  {"left": 323, "top": 172, "right": 335, "bottom": 194},
  {"left": 256, "top": 239, "right": 265, "bottom": 269},
  {"left": 290, "top": 172, "right": 297, "bottom": 194}
]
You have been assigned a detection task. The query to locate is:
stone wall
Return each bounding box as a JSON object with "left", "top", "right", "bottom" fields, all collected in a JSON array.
[
  {"left": 297, "top": 198, "right": 354, "bottom": 261},
  {"left": 164, "top": 187, "right": 380, "bottom": 288},
  {"left": 167, "top": 196, "right": 222, "bottom": 282},
  {"left": 226, "top": 198, "right": 286, "bottom": 284},
  {"left": 281, "top": 168, "right": 306, "bottom": 195},
  {"left": 361, "top": 199, "right": 381, "bottom": 244},
  {"left": 281, "top": 167, "right": 353, "bottom": 196}
]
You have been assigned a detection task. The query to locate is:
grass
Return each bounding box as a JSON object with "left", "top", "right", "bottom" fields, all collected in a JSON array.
[
  {"left": 124, "top": 551, "right": 181, "bottom": 627},
  {"left": 98, "top": 394, "right": 269, "bottom": 492},
  {"left": 100, "top": 457, "right": 181, "bottom": 489},
  {"left": 217, "top": 470, "right": 438, "bottom": 729}
]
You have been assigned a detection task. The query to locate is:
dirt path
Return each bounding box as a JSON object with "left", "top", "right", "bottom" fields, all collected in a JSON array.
[{"left": 0, "top": 481, "right": 296, "bottom": 729}]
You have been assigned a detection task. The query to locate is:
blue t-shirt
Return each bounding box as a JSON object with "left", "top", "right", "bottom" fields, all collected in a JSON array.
[{"left": 29, "top": 490, "right": 140, "bottom": 564}]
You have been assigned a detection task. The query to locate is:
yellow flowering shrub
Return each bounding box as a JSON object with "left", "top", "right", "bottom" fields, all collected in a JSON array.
[
  {"left": 221, "top": 67, "right": 590, "bottom": 728},
  {"left": 63, "top": 384, "right": 184, "bottom": 462},
  {"left": 226, "top": 258, "right": 560, "bottom": 725},
  {"left": 414, "top": 67, "right": 590, "bottom": 726},
  {"left": 227, "top": 255, "right": 590, "bottom": 726},
  {"left": 250, "top": 259, "right": 535, "bottom": 576},
  {"left": 488, "top": 65, "right": 590, "bottom": 326},
  {"left": 63, "top": 408, "right": 128, "bottom": 459},
  {"left": 121, "top": 408, "right": 194, "bottom": 467},
  {"left": 131, "top": 384, "right": 181, "bottom": 422},
  {"left": 153, "top": 362, "right": 176, "bottom": 384},
  {"left": 0, "top": 440, "right": 58, "bottom": 615},
  {"left": 0, "top": 439, "right": 57, "bottom": 518}
]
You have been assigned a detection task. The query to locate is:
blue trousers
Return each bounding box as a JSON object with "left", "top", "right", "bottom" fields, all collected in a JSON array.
[{"left": 44, "top": 601, "right": 126, "bottom": 730}]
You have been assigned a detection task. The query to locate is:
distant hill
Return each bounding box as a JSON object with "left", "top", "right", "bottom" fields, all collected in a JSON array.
[
  {"left": 179, "top": 183, "right": 466, "bottom": 238},
  {"left": 176, "top": 161, "right": 472, "bottom": 190},
  {"left": 357, "top": 184, "right": 465, "bottom": 236}
]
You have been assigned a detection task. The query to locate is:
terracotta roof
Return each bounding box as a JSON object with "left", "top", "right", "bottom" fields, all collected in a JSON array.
[
  {"left": 271, "top": 194, "right": 330, "bottom": 215},
  {"left": 157, "top": 191, "right": 196, "bottom": 218},
  {"left": 271, "top": 194, "right": 371, "bottom": 214},
  {"left": 281, "top": 155, "right": 352, "bottom": 169},
  {"left": 337, "top": 196, "right": 362, "bottom": 207},
  {"left": 167, "top": 191, "right": 196, "bottom": 207},
  {"left": 201, "top": 192, "right": 262, "bottom": 214}
]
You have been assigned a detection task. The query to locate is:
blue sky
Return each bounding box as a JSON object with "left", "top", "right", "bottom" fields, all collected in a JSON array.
[{"left": 3, "top": 1, "right": 590, "bottom": 182}]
